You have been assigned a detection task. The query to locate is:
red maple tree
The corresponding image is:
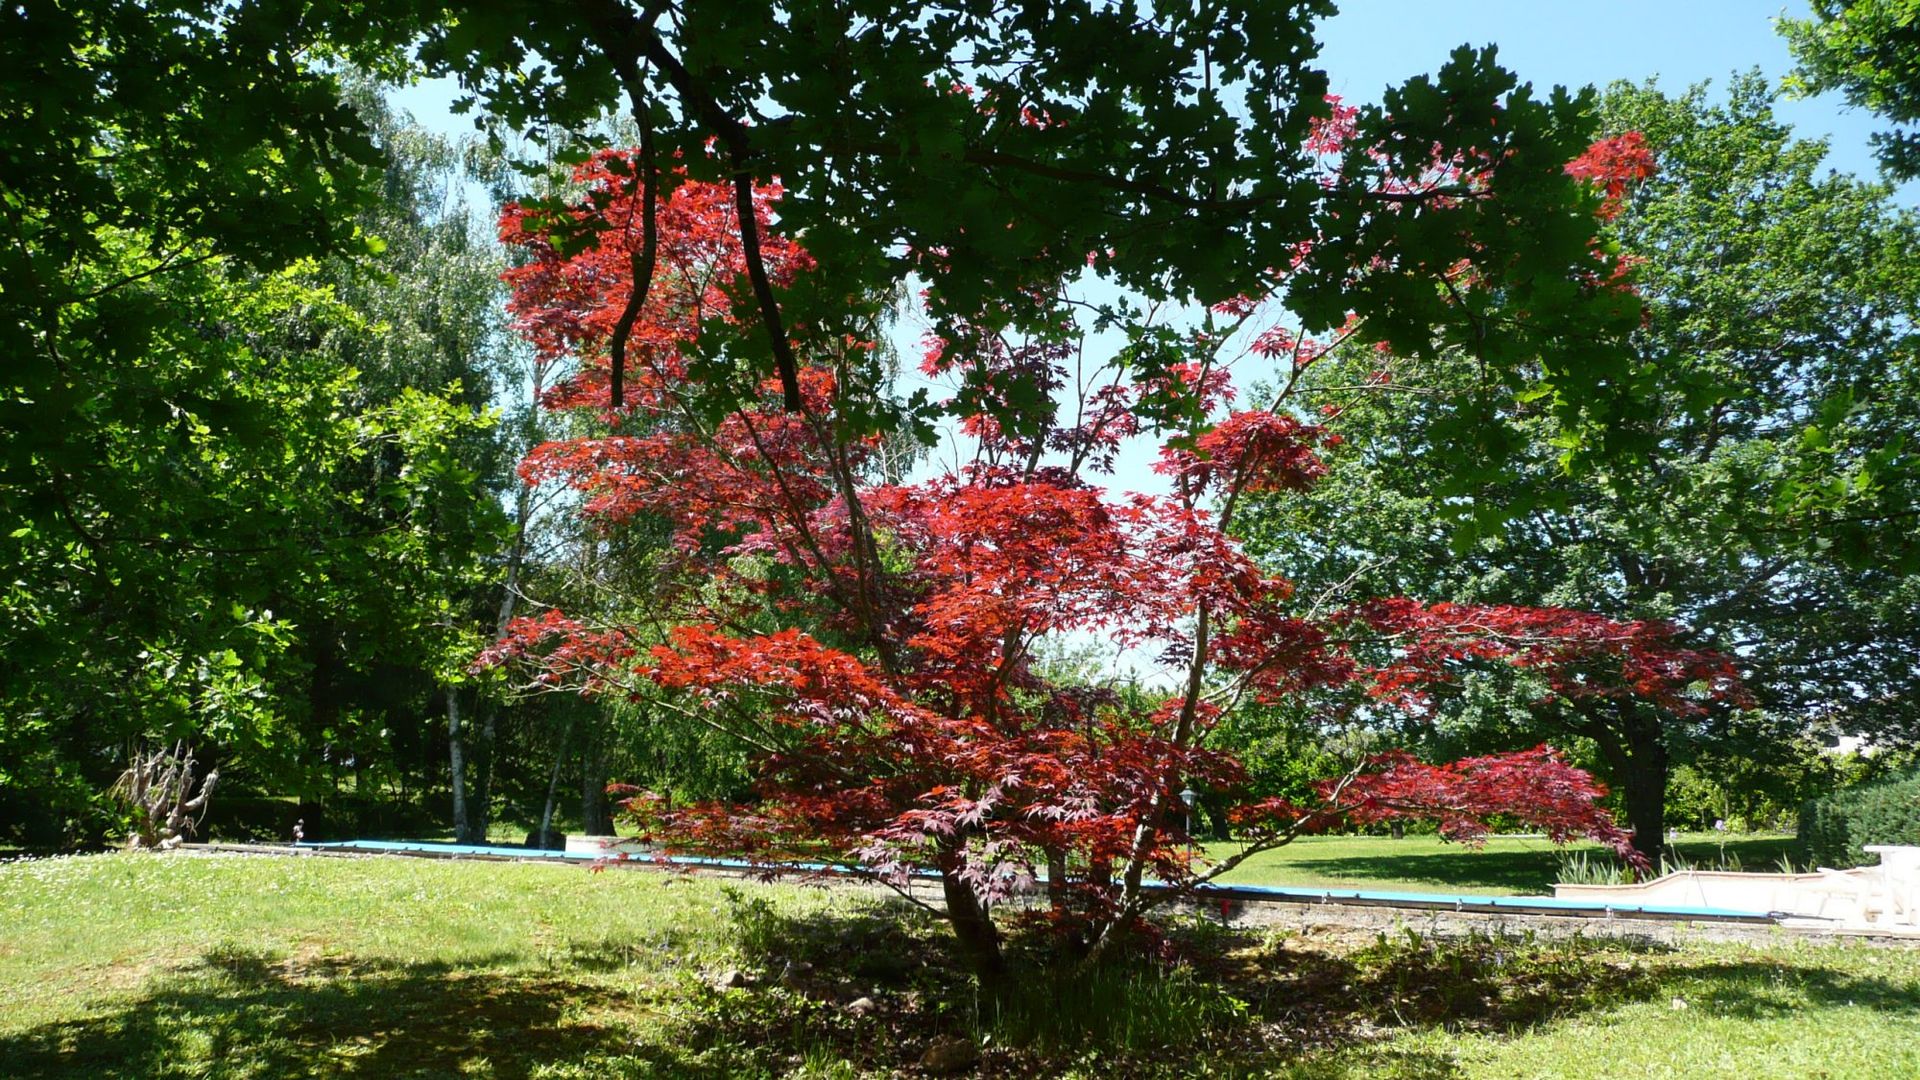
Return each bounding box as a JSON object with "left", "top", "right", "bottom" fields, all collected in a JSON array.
[{"left": 478, "top": 137, "right": 1722, "bottom": 982}]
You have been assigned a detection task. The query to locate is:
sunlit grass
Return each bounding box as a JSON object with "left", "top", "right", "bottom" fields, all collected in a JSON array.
[
  {"left": 2, "top": 845, "right": 1912, "bottom": 1078},
  {"left": 1274, "top": 938, "right": 1920, "bottom": 1079}
]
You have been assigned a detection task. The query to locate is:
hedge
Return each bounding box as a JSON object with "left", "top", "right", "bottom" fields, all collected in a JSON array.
[{"left": 1796, "top": 772, "right": 1920, "bottom": 869}]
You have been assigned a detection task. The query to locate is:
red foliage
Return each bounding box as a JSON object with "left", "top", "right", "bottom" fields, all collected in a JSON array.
[
  {"left": 1564, "top": 131, "right": 1657, "bottom": 220},
  {"left": 476, "top": 143, "right": 1730, "bottom": 967},
  {"left": 497, "top": 149, "right": 810, "bottom": 415},
  {"left": 1348, "top": 600, "right": 1745, "bottom": 715},
  {"left": 1153, "top": 411, "right": 1332, "bottom": 496},
  {"left": 1328, "top": 746, "right": 1646, "bottom": 870}
]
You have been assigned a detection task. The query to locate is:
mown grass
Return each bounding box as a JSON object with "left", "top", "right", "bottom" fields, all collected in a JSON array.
[
  {"left": 1, "top": 849, "right": 1912, "bottom": 1078},
  {"left": 1205, "top": 832, "right": 1796, "bottom": 896}
]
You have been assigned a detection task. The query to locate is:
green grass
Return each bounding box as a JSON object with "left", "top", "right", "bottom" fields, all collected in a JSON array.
[
  {"left": 1277, "top": 937, "right": 1920, "bottom": 1079},
  {"left": 2, "top": 847, "right": 1914, "bottom": 1078},
  {"left": 0, "top": 853, "right": 829, "bottom": 1077},
  {"left": 1204, "top": 832, "right": 1796, "bottom": 896}
]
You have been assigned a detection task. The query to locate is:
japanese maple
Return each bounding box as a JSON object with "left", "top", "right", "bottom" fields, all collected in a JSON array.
[{"left": 478, "top": 135, "right": 1725, "bottom": 984}]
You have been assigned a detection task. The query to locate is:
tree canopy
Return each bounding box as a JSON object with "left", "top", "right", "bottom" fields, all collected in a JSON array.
[
  {"left": 1783, "top": 0, "right": 1920, "bottom": 179},
  {"left": 1234, "top": 75, "right": 1920, "bottom": 859},
  {"left": 472, "top": 121, "right": 1742, "bottom": 978}
]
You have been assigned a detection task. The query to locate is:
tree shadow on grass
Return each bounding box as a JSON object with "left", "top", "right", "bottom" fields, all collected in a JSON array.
[
  {"left": 2, "top": 947, "right": 637, "bottom": 1080},
  {"left": 9, "top": 902, "right": 1904, "bottom": 1079},
  {"left": 1280, "top": 835, "right": 1798, "bottom": 894},
  {"left": 1671, "top": 960, "right": 1920, "bottom": 1020},
  {"left": 1253, "top": 944, "right": 1920, "bottom": 1079},
  {"left": 580, "top": 901, "right": 1699, "bottom": 1077},
  {"left": 1279, "top": 850, "right": 1571, "bottom": 893}
]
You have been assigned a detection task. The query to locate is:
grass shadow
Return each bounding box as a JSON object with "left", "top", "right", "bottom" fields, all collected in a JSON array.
[
  {"left": 2, "top": 947, "right": 633, "bottom": 1079},
  {"left": 7, "top": 894, "right": 1895, "bottom": 1078},
  {"left": 1278, "top": 850, "right": 1571, "bottom": 893},
  {"left": 1672, "top": 959, "right": 1920, "bottom": 1019},
  {"left": 1278, "top": 835, "right": 1798, "bottom": 894}
]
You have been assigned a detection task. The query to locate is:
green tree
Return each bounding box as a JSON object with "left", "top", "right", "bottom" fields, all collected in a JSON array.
[
  {"left": 6, "top": 1, "right": 1694, "bottom": 852},
  {"left": 299, "top": 3, "right": 1649, "bottom": 472},
  {"left": 275, "top": 87, "right": 519, "bottom": 842},
  {"left": 1782, "top": 0, "right": 1920, "bottom": 179},
  {"left": 1236, "top": 76, "right": 1920, "bottom": 863},
  {"left": 0, "top": 63, "right": 516, "bottom": 844},
  {"left": 3, "top": 2, "right": 389, "bottom": 843}
]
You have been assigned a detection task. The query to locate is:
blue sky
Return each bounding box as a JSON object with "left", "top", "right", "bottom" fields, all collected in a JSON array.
[{"left": 1316, "top": 0, "right": 1899, "bottom": 185}]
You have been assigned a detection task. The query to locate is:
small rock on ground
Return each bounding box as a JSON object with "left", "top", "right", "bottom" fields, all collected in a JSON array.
[
  {"left": 710, "top": 968, "right": 751, "bottom": 989},
  {"left": 918, "top": 1035, "right": 979, "bottom": 1074}
]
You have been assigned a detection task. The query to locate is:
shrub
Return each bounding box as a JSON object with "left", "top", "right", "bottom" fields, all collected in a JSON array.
[{"left": 1796, "top": 773, "right": 1920, "bottom": 869}]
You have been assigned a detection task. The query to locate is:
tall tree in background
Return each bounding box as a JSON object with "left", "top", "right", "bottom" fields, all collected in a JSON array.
[
  {"left": 0, "top": 40, "right": 516, "bottom": 843},
  {"left": 1237, "top": 76, "right": 1920, "bottom": 864},
  {"left": 1, "top": 0, "right": 383, "bottom": 841},
  {"left": 279, "top": 86, "right": 519, "bottom": 843}
]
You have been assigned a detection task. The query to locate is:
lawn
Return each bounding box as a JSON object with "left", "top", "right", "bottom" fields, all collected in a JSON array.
[
  {"left": 1205, "top": 831, "right": 1796, "bottom": 896},
  {"left": 2, "top": 849, "right": 1913, "bottom": 1078}
]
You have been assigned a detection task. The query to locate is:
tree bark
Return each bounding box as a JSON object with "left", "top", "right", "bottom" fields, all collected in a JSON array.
[
  {"left": 1591, "top": 703, "right": 1669, "bottom": 870},
  {"left": 1619, "top": 739, "right": 1668, "bottom": 870},
  {"left": 580, "top": 730, "right": 615, "bottom": 836},
  {"left": 536, "top": 714, "right": 573, "bottom": 849},
  {"left": 940, "top": 867, "right": 1005, "bottom": 991},
  {"left": 475, "top": 443, "right": 538, "bottom": 843},
  {"left": 446, "top": 686, "right": 473, "bottom": 843},
  {"left": 1045, "top": 848, "right": 1068, "bottom": 912}
]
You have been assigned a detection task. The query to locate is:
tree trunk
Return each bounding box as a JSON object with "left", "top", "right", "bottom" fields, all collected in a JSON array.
[
  {"left": 472, "top": 702, "right": 496, "bottom": 840},
  {"left": 580, "top": 730, "right": 615, "bottom": 835},
  {"left": 474, "top": 356, "right": 543, "bottom": 845},
  {"left": 1591, "top": 703, "right": 1668, "bottom": 870},
  {"left": 941, "top": 867, "right": 1005, "bottom": 991},
  {"left": 1619, "top": 738, "right": 1668, "bottom": 870},
  {"left": 1045, "top": 848, "right": 1068, "bottom": 912},
  {"left": 537, "top": 715, "right": 573, "bottom": 849},
  {"left": 446, "top": 686, "right": 473, "bottom": 843}
]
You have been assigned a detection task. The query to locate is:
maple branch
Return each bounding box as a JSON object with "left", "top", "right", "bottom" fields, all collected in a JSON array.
[
  {"left": 806, "top": 413, "right": 901, "bottom": 674},
  {"left": 605, "top": 123, "right": 658, "bottom": 411},
  {"left": 730, "top": 408, "right": 844, "bottom": 594},
  {"left": 731, "top": 162, "right": 804, "bottom": 411},
  {"left": 578, "top": 0, "right": 668, "bottom": 411},
  {"left": 1127, "top": 764, "right": 1364, "bottom": 923},
  {"left": 578, "top": 0, "right": 801, "bottom": 410},
  {"left": 615, "top": 4, "right": 802, "bottom": 410}
]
